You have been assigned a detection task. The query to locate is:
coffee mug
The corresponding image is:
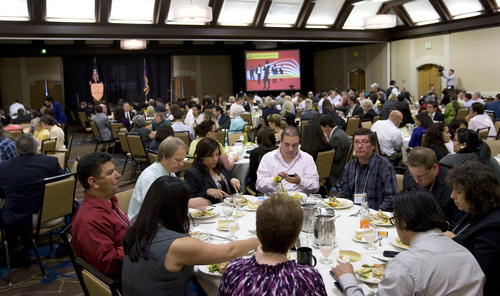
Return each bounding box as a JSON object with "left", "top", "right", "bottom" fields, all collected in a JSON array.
[{"left": 297, "top": 247, "right": 317, "bottom": 267}]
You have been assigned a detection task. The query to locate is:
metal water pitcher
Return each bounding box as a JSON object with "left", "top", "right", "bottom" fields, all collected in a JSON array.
[
  {"left": 313, "top": 212, "right": 336, "bottom": 245},
  {"left": 301, "top": 203, "right": 317, "bottom": 233}
]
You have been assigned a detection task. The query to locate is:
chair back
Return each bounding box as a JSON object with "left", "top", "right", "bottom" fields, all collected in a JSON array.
[
  {"left": 486, "top": 112, "right": 495, "bottom": 121},
  {"left": 115, "top": 188, "right": 134, "bottom": 214},
  {"left": 117, "top": 131, "right": 130, "bottom": 153},
  {"left": 240, "top": 113, "right": 252, "bottom": 126},
  {"left": 484, "top": 140, "right": 500, "bottom": 156},
  {"left": 111, "top": 123, "right": 124, "bottom": 141},
  {"left": 477, "top": 127, "right": 490, "bottom": 139},
  {"left": 71, "top": 160, "right": 78, "bottom": 173},
  {"left": 60, "top": 224, "right": 88, "bottom": 295},
  {"left": 361, "top": 121, "right": 372, "bottom": 129},
  {"left": 9, "top": 129, "right": 23, "bottom": 139},
  {"left": 228, "top": 133, "right": 246, "bottom": 146},
  {"left": 148, "top": 151, "right": 157, "bottom": 163},
  {"left": 41, "top": 137, "right": 57, "bottom": 154},
  {"left": 345, "top": 117, "right": 360, "bottom": 136},
  {"left": 89, "top": 121, "right": 102, "bottom": 141},
  {"left": 78, "top": 112, "right": 88, "bottom": 128},
  {"left": 316, "top": 149, "right": 336, "bottom": 180},
  {"left": 373, "top": 132, "right": 381, "bottom": 155},
  {"left": 126, "top": 133, "right": 149, "bottom": 162},
  {"left": 216, "top": 130, "right": 226, "bottom": 146},
  {"left": 396, "top": 174, "right": 404, "bottom": 192},
  {"left": 301, "top": 120, "right": 309, "bottom": 137},
  {"left": 372, "top": 115, "right": 380, "bottom": 123},
  {"left": 260, "top": 117, "right": 267, "bottom": 127},
  {"left": 175, "top": 133, "right": 190, "bottom": 148},
  {"left": 75, "top": 257, "right": 121, "bottom": 296},
  {"left": 64, "top": 135, "right": 74, "bottom": 171},
  {"left": 456, "top": 108, "right": 468, "bottom": 119},
  {"left": 495, "top": 121, "right": 500, "bottom": 137},
  {"left": 295, "top": 110, "right": 302, "bottom": 119}
]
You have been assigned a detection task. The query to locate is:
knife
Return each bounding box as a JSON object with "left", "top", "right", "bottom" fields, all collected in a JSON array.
[
  {"left": 371, "top": 256, "right": 390, "bottom": 262},
  {"left": 201, "top": 233, "right": 234, "bottom": 241}
]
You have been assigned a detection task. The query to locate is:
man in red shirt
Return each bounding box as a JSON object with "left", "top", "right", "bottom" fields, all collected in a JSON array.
[{"left": 72, "top": 152, "right": 130, "bottom": 284}]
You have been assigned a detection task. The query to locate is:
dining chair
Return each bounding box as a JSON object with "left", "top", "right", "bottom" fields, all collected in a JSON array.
[
  {"left": 60, "top": 223, "right": 88, "bottom": 296},
  {"left": 9, "top": 129, "right": 23, "bottom": 139},
  {"left": 148, "top": 151, "right": 157, "bottom": 164},
  {"left": 315, "top": 149, "right": 336, "bottom": 195},
  {"left": 240, "top": 113, "right": 252, "bottom": 126},
  {"left": 216, "top": 130, "right": 226, "bottom": 146},
  {"left": 484, "top": 140, "right": 500, "bottom": 156},
  {"left": 372, "top": 115, "right": 381, "bottom": 123},
  {"left": 455, "top": 108, "right": 468, "bottom": 119},
  {"left": 75, "top": 257, "right": 121, "bottom": 296},
  {"left": 228, "top": 133, "right": 246, "bottom": 146},
  {"left": 476, "top": 127, "right": 490, "bottom": 139},
  {"left": 301, "top": 120, "right": 309, "bottom": 137},
  {"left": 78, "top": 112, "right": 93, "bottom": 142},
  {"left": 115, "top": 188, "right": 134, "bottom": 215},
  {"left": 345, "top": 117, "right": 360, "bottom": 137},
  {"left": 175, "top": 132, "right": 190, "bottom": 148},
  {"left": 111, "top": 122, "right": 124, "bottom": 144},
  {"left": 90, "top": 121, "right": 115, "bottom": 153},
  {"left": 41, "top": 137, "right": 57, "bottom": 154},
  {"left": 295, "top": 110, "right": 302, "bottom": 119},
  {"left": 360, "top": 121, "right": 372, "bottom": 129},
  {"left": 396, "top": 174, "right": 404, "bottom": 192},
  {"left": 117, "top": 131, "right": 132, "bottom": 175},
  {"left": 33, "top": 173, "right": 77, "bottom": 276},
  {"left": 126, "top": 133, "right": 151, "bottom": 179},
  {"left": 494, "top": 121, "right": 500, "bottom": 138}
]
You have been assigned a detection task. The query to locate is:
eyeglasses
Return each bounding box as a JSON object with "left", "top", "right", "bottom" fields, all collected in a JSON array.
[
  {"left": 389, "top": 216, "right": 397, "bottom": 225},
  {"left": 409, "top": 169, "right": 430, "bottom": 181},
  {"left": 353, "top": 140, "right": 371, "bottom": 146}
]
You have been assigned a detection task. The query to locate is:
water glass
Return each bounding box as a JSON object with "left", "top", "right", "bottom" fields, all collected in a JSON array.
[
  {"left": 233, "top": 195, "right": 243, "bottom": 210},
  {"left": 363, "top": 225, "right": 377, "bottom": 250},
  {"left": 295, "top": 233, "right": 309, "bottom": 249},
  {"left": 222, "top": 203, "right": 234, "bottom": 220},
  {"left": 228, "top": 220, "right": 238, "bottom": 239}
]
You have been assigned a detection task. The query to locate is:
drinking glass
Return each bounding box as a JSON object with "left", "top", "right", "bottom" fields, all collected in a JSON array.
[
  {"left": 363, "top": 225, "right": 377, "bottom": 250},
  {"left": 310, "top": 194, "right": 323, "bottom": 205},
  {"left": 318, "top": 235, "right": 334, "bottom": 264},
  {"left": 227, "top": 220, "right": 238, "bottom": 239},
  {"left": 233, "top": 195, "right": 243, "bottom": 211},
  {"left": 294, "top": 233, "right": 309, "bottom": 249},
  {"left": 222, "top": 203, "right": 234, "bottom": 220}
]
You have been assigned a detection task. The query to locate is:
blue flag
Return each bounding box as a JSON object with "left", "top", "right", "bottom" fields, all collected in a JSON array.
[{"left": 143, "top": 59, "right": 150, "bottom": 96}]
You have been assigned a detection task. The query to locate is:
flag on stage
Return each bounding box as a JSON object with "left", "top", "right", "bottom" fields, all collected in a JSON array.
[
  {"left": 92, "top": 57, "right": 99, "bottom": 82},
  {"left": 143, "top": 59, "right": 150, "bottom": 96}
]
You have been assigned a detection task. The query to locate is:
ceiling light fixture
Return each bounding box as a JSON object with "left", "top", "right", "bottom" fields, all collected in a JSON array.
[
  {"left": 120, "top": 39, "right": 147, "bottom": 50},
  {"left": 363, "top": 14, "right": 396, "bottom": 29},
  {"left": 173, "top": 1, "right": 213, "bottom": 24}
]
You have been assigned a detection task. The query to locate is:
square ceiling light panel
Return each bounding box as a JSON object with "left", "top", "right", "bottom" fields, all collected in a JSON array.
[
  {"left": 167, "top": 0, "right": 211, "bottom": 25},
  {"left": 404, "top": 0, "right": 440, "bottom": 25},
  {"left": 343, "top": 1, "right": 380, "bottom": 30},
  {"left": 306, "top": 0, "right": 343, "bottom": 27},
  {"left": 264, "top": 0, "right": 304, "bottom": 27},
  {"left": 46, "top": 0, "right": 95, "bottom": 22},
  {"left": 110, "top": 0, "right": 155, "bottom": 24},
  {"left": 442, "top": 0, "right": 482, "bottom": 19},
  {"left": 0, "top": 0, "right": 29, "bottom": 21},
  {"left": 218, "top": 0, "right": 259, "bottom": 26}
]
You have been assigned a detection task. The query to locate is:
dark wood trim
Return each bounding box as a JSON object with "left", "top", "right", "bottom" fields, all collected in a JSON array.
[
  {"left": 209, "top": 0, "right": 224, "bottom": 27},
  {"left": 393, "top": 6, "right": 414, "bottom": 28},
  {"left": 478, "top": 0, "right": 498, "bottom": 13},
  {"left": 96, "top": 0, "right": 112, "bottom": 24},
  {"left": 28, "top": 0, "right": 46, "bottom": 24},
  {"left": 295, "top": 0, "right": 315, "bottom": 29},
  {"left": 333, "top": 0, "right": 357, "bottom": 29},
  {"left": 429, "top": 0, "right": 452, "bottom": 22},
  {"left": 253, "top": 0, "right": 272, "bottom": 27},
  {"left": 378, "top": 0, "right": 413, "bottom": 14},
  {"left": 153, "top": 0, "right": 170, "bottom": 25}
]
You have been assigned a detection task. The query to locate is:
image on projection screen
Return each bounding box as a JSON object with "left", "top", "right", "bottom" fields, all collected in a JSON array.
[{"left": 245, "top": 49, "right": 301, "bottom": 92}]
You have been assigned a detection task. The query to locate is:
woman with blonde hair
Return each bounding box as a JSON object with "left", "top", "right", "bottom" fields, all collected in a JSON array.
[
  {"left": 267, "top": 113, "right": 286, "bottom": 140},
  {"left": 203, "top": 110, "right": 219, "bottom": 130},
  {"left": 30, "top": 117, "right": 50, "bottom": 143},
  {"left": 280, "top": 100, "right": 295, "bottom": 126},
  {"left": 263, "top": 96, "right": 273, "bottom": 109},
  {"left": 382, "top": 93, "right": 398, "bottom": 119}
]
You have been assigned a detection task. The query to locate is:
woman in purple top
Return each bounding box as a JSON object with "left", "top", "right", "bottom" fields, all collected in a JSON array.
[{"left": 219, "top": 194, "right": 327, "bottom": 296}]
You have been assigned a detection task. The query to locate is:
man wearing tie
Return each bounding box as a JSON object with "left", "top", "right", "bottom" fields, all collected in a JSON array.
[{"left": 123, "top": 102, "right": 135, "bottom": 121}]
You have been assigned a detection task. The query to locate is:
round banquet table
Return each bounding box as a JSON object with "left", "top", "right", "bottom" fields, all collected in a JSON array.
[{"left": 191, "top": 199, "right": 406, "bottom": 296}]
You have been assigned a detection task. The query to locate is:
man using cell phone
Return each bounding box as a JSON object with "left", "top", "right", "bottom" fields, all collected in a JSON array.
[{"left": 256, "top": 126, "right": 319, "bottom": 195}]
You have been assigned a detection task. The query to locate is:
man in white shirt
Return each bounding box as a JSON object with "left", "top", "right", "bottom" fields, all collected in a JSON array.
[
  {"left": 332, "top": 187, "right": 485, "bottom": 296},
  {"left": 171, "top": 109, "right": 195, "bottom": 140},
  {"left": 467, "top": 102, "right": 496, "bottom": 139},
  {"left": 127, "top": 137, "right": 209, "bottom": 222},
  {"left": 318, "top": 92, "right": 327, "bottom": 114},
  {"left": 229, "top": 97, "right": 245, "bottom": 119},
  {"left": 457, "top": 90, "right": 467, "bottom": 105},
  {"left": 184, "top": 104, "right": 203, "bottom": 129},
  {"left": 441, "top": 69, "right": 456, "bottom": 90},
  {"left": 9, "top": 100, "right": 25, "bottom": 119},
  {"left": 328, "top": 89, "right": 341, "bottom": 107},
  {"left": 371, "top": 110, "right": 403, "bottom": 161},
  {"left": 253, "top": 93, "right": 263, "bottom": 106},
  {"left": 297, "top": 94, "right": 306, "bottom": 111}
]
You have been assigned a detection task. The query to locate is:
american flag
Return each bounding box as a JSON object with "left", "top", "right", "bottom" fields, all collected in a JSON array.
[
  {"left": 143, "top": 59, "right": 150, "bottom": 96},
  {"left": 92, "top": 58, "right": 99, "bottom": 82}
]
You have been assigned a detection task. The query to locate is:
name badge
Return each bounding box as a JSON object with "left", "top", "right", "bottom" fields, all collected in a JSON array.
[{"left": 354, "top": 193, "right": 364, "bottom": 205}]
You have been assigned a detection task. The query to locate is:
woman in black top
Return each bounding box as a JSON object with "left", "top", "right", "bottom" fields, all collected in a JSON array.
[
  {"left": 423, "top": 123, "right": 450, "bottom": 161},
  {"left": 184, "top": 137, "right": 241, "bottom": 203},
  {"left": 300, "top": 120, "right": 332, "bottom": 161},
  {"left": 248, "top": 127, "right": 277, "bottom": 192},
  {"left": 149, "top": 125, "right": 174, "bottom": 153}
]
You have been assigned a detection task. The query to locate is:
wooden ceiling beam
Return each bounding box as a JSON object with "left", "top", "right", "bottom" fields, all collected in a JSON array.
[
  {"left": 429, "top": 0, "right": 452, "bottom": 22},
  {"left": 253, "top": 0, "right": 272, "bottom": 27},
  {"left": 478, "top": 0, "right": 498, "bottom": 13},
  {"left": 393, "top": 6, "right": 414, "bottom": 28},
  {"left": 153, "top": 0, "right": 170, "bottom": 25},
  {"left": 96, "top": 0, "right": 112, "bottom": 24},
  {"left": 295, "top": 0, "right": 316, "bottom": 29},
  {"left": 332, "top": 0, "right": 359, "bottom": 29},
  {"left": 208, "top": 0, "right": 224, "bottom": 27},
  {"left": 28, "top": 0, "right": 46, "bottom": 24},
  {"left": 378, "top": 0, "right": 413, "bottom": 14}
]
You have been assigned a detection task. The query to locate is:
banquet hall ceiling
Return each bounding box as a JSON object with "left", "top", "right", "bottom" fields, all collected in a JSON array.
[{"left": 0, "top": 0, "right": 499, "bottom": 50}]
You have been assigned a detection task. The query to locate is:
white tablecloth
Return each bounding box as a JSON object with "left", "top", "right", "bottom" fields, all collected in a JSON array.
[{"left": 192, "top": 202, "right": 404, "bottom": 296}]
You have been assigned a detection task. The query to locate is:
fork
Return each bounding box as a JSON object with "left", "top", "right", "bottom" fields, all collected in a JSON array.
[{"left": 349, "top": 209, "right": 361, "bottom": 217}]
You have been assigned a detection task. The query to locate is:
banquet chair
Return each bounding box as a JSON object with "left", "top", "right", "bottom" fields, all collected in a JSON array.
[
  {"left": 240, "top": 113, "right": 252, "bottom": 126},
  {"left": 361, "top": 121, "right": 372, "bottom": 129},
  {"left": 228, "top": 133, "right": 246, "bottom": 146},
  {"left": 260, "top": 117, "right": 267, "bottom": 127},
  {"left": 60, "top": 223, "right": 88, "bottom": 296},
  {"left": 345, "top": 117, "right": 360, "bottom": 138},
  {"left": 148, "top": 151, "right": 157, "bottom": 164},
  {"left": 484, "top": 140, "right": 500, "bottom": 156},
  {"left": 315, "top": 149, "right": 336, "bottom": 195},
  {"left": 33, "top": 173, "right": 77, "bottom": 276},
  {"left": 116, "top": 188, "right": 134, "bottom": 215},
  {"left": 456, "top": 108, "right": 468, "bottom": 120},
  {"left": 396, "top": 174, "right": 404, "bottom": 192},
  {"left": 75, "top": 257, "right": 121, "bottom": 296},
  {"left": 216, "top": 130, "right": 226, "bottom": 146},
  {"left": 78, "top": 112, "right": 93, "bottom": 142},
  {"left": 295, "top": 110, "right": 302, "bottom": 119},
  {"left": 126, "top": 133, "right": 151, "bottom": 179},
  {"left": 495, "top": 121, "right": 500, "bottom": 138},
  {"left": 117, "top": 131, "right": 132, "bottom": 175},
  {"left": 301, "top": 120, "right": 309, "bottom": 137},
  {"left": 372, "top": 115, "right": 381, "bottom": 123},
  {"left": 476, "top": 127, "right": 490, "bottom": 139},
  {"left": 41, "top": 137, "right": 57, "bottom": 154},
  {"left": 90, "top": 121, "right": 115, "bottom": 153},
  {"left": 111, "top": 123, "right": 124, "bottom": 146},
  {"left": 9, "top": 129, "right": 23, "bottom": 139},
  {"left": 175, "top": 132, "right": 190, "bottom": 148}
]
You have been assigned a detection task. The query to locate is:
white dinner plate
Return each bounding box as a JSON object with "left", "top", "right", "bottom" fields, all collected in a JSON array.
[
  {"left": 198, "top": 265, "right": 223, "bottom": 277},
  {"left": 389, "top": 237, "right": 410, "bottom": 250},
  {"left": 189, "top": 210, "right": 219, "bottom": 220},
  {"left": 243, "top": 205, "right": 257, "bottom": 212},
  {"left": 217, "top": 225, "right": 239, "bottom": 232},
  {"left": 233, "top": 210, "right": 245, "bottom": 218},
  {"left": 287, "top": 192, "right": 307, "bottom": 200},
  {"left": 322, "top": 197, "right": 354, "bottom": 209},
  {"left": 352, "top": 234, "right": 367, "bottom": 244},
  {"left": 371, "top": 221, "right": 393, "bottom": 227},
  {"left": 356, "top": 273, "right": 382, "bottom": 285}
]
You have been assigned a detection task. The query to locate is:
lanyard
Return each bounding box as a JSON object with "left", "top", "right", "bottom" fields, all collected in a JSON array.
[
  {"left": 452, "top": 222, "right": 471, "bottom": 236},
  {"left": 111, "top": 203, "right": 131, "bottom": 228},
  {"left": 354, "top": 165, "right": 371, "bottom": 194}
]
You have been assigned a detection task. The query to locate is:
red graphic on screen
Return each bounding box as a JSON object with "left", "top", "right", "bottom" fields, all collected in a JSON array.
[{"left": 245, "top": 49, "right": 301, "bottom": 92}]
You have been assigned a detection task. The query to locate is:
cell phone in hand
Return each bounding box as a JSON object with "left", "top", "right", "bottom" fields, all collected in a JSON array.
[{"left": 288, "top": 174, "right": 296, "bottom": 177}]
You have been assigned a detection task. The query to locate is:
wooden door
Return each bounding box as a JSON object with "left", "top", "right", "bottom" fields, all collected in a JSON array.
[
  {"left": 350, "top": 69, "right": 366, "bottom": 91},
  {"left": 417, "top": 64, "right": 441, "bottom": 99},
  {"left": 173, "top": 76, "right": 196, "bottom": 100},
  {"left": 29, "top": 80, "right": 63, "bottom": 109}
]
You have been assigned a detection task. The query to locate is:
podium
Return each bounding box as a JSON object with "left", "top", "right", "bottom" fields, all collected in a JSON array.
[{"left": 90, "top": 82, "right": 104, "bottom": 101}]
